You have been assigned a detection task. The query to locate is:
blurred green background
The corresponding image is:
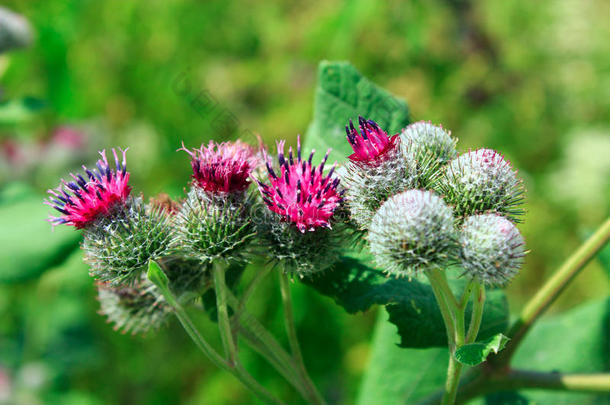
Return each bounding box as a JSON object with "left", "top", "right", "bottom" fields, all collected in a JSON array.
[{"left": 0, "top": 0, "right": 608, "bottom": 404}]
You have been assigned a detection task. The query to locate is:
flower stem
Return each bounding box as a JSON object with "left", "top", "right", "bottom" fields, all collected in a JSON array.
[
  {"left": 493, "top": 217, "right": 610, "bottom": 365},
  {"left": 442, "top": 356, "right": 463, "bottom": 405},
  {"left": 279, "top": 272, "right": 327, "bottom": 405},
  {"left": 465, "top": 282, "right": 485, "bottom": 343},
  {"left": 213, "top": 263, "right": 238, "bottom": 364},
  {"left": 426, "top": 268, "right": 467, "bottom": 405},
  {"left": 426, "top": 269, "right": 457, "bottom": 346},
  {"left": 151, "top": 268, "right": 285, "bottom": 405},
  {"left": 225, "top": 290, "right": 305, "bottom": 396},
  {"left": 415, "top": 370, "right": 610, "bottom": 405},
  {"left": 458, "top": 279, "right": 476, "bottom": 311}
]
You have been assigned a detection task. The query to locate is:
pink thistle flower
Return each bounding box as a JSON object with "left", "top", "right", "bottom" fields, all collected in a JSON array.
[
  {"left": 45, "top": 148, "right": 131, "bottom": 228},
  {"left": 179, "top": 140, "right": 258, "bottom": 194},
  {"left": 345, "top": 116, "right": 399, "bottom": 163},
  {"left": 257, "top": 136, "right": 342, "bottom": 232}
]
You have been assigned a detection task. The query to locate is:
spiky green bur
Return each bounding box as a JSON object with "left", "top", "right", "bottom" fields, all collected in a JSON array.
[
  {"left": 400, "top": 121, "right": 457, "bottom": 187},
  {"left": 173, "top": 187, "right": 255, "bottom": 264},
  {"left": 439, "top": 149, "right": 525, "bottom": 221},
  {"left": 257, "top": 214, "right": 342, "bottom": 277},
  {"left": 97, "top": 275, "right": 169, "bottom": 335},
  {"left": 83, "top": 197, "right": 173, "bottom": 285},
  {"left": 459, "top": 214, "right": 526, "bottom": 285},
  {"left": 369, "top": 190, "right": 457, "bottom": 277},
  {"left": 344, "top": 145, "right": 417, "bottom": 230}
]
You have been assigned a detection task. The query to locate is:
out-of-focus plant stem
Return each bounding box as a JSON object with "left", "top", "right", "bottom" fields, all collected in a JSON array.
[{"left": 279, "top": 272, "right": 327, "bottom": 405}]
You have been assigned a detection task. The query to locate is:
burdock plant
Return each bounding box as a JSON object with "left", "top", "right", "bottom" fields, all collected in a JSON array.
[{"left": 44, "top": 64, "right": 610, "bottom": 405}]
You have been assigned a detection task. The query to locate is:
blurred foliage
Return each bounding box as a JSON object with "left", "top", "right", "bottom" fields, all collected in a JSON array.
[{"left": 0, "top": 0, "right": 608, "bottom": 404}]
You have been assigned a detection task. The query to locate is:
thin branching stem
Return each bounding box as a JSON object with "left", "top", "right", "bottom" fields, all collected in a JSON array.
[{"left": 279, "top": 272, "right": 327, "bottom": 405}]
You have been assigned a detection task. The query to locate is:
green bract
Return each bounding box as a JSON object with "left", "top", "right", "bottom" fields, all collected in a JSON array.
[
  {"left": 83, "top": 197, "right": 173, "bottom": 285},
  {"left": 459, "top": 213, "right": 526, "bottom": 285},
  {"left": 368, "top": 190, "right": 457, "bottom": 277},
  {"left": 258, "top": 213, "right": 343, "bottom": 276}
]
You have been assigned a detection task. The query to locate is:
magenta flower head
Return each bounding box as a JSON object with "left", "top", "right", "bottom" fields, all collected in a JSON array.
[
  {"left": 45, "top": 148, "right": 131, "bottom": 228},
  {"left": 346, "top": 116, "right": 400, "bottom": 164},
  {"left": 175, "top": 140, "right": 260, "bottom": 264},
  {"left": 256, "top": 136, "right": 344, "bottom": 275},
  {"left": 257, "top": 136, "right": 342, "bottom": 233},
  {"left": 179, "top": 140, "right": 258, "bottom": 194}
]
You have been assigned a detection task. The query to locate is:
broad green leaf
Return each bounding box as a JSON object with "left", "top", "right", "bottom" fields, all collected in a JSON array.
[
  {"left": 302, "top": 252, "right": 509, "bottom": 348},
  {"left": 356, "top": 314, "right": 448, "bottom": 405},
  {"left": 357, "top": 298, "right": 610, "bottom": 405},
  {"left": 508, "top": 298, "right": 610, "bottom": 405},
  {"left": 0, "top": 184, "right": 80, "bottom": 283},
  {"left": 455, "top": 333, "right": 509, "bottom": 366},
  {"left": 304, "top": 60, "right": 410, "bottom": 164}
]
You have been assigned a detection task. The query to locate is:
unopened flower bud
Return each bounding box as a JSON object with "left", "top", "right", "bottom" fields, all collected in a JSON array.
[
  {"left": 369, "top": 190, "right": 457, "bottom": 277},
  {"left": 400, "top": 121, "right": 457, "bottom": 187},
  {"left": 439, "top": 149, "right": 524, "bottom": 221},
  {"left": 97, "top": 276, "right": 169, "bottom": 335},
  {"left": 459, "top": 214, "right": 526, "bottom": 285}
]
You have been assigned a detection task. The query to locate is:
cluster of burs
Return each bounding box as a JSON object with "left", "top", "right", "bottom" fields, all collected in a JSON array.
[
  {"left": 346, "top": 121, "right": 527, "bottom": 285},
  {"left": 53, "top": 119, "right": 527, "bottom": 336},
  {"left": 82, "top": 178, "right": 260, "bottom": 335}
]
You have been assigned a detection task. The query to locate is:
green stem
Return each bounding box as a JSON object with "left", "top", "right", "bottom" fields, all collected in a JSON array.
[
  {"left": 465, "top": 282, "right": 485, "bottom": 344},
  {"left": 453, "top": 371, "right": 610, "bottom": 404},
  {"left": 426, "top": 268, "right": 465, "bottom": 405},
  {"left": 458, "top": 279, "right": 476, "bottom": 311},
  {"left": 442, "top": 356, "right": 463, "bottom": 405},
  {"left": 279, "top": 272, "right": 327, "bottom": 405},
  {"left": 426, "top": 269, "right": 457, "bottom": 347},
  {"left": 429, "top": 268, "right": 460, "bottom": 312},
  {"left": 225, "top": 290, "right": 305, "bottom": 396},
  {"left": 494, "top": 217, "right": 610, "bottom": 365},
  {"left": 416, "top": 369, "right": 610, "bottom": 405},
  {"left": 213, "top": 264, "right": 238, "bottom": 364},
  {"left": 154, "top": 275, "right": 284, "bottom": 405}
]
